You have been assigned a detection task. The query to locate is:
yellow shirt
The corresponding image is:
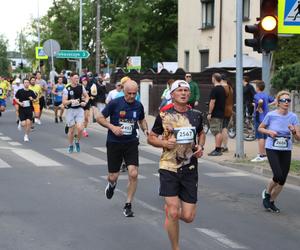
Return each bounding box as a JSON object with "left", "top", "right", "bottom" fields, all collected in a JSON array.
[
  {"left": 0, "top": 81, "right": 9, "bottom": 99},
  {"left": 29, "top": 84, "right": 42, "bottom": 103}
]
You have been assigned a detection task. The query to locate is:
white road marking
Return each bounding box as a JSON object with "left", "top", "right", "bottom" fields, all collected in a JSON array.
[
  {"left": 54, "top": 148, "right": 106, "bottom": 165},
  {"left": 8, "top": 141, "right": 22, "bottom": 146},
  {"left": 94, "top": 147, "right": 157, "bottom": 164},
  {"left": 13, "top": 149, "right": 63, "bottom": 167},
  {"left": 0, "top": 158, "right": 12, "bottom": 168},
  {"left": 100, "top": 175, "right": 146, "bottom": 180},
  {"left": 153, "top": 173, "right": 159, "bottom": 177},
  {"left": 0, "top": 136, "right": 12, "bottom": 141},
  {"left": 195, "top": 228, "right": 248, "bottom": 249},
  {"left": 204, "top": 172, "right": 250, "bottom": 177}
]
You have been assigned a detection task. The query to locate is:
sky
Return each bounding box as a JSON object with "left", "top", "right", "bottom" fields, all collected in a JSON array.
[{"left": 0, "top": 0, "right": 53, "bottom": 51}]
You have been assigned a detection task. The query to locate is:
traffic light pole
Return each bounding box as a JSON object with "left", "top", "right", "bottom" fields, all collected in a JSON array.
[
  {"left": 262, "top": 51, "right": 271, "bottom": 95},
  {"left": 235, "top": 0, "right": 245, "bottom": 158}
]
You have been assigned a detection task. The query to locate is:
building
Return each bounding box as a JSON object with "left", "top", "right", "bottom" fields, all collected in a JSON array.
[
  {"left": 178, "top": 0, "right": 261, "bottom": 72},
  {"left": 7, "top": 51, "right": 30, "bottom": 71}
]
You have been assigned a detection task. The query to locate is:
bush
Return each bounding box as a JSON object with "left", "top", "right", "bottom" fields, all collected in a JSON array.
[{"left": 271, "top": 62, "right": 300, "bottom": 91}]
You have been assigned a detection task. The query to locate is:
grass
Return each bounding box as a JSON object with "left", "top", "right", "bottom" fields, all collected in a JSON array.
[{"left": 290, "top": 160, "right": 300, "bottom": 174}]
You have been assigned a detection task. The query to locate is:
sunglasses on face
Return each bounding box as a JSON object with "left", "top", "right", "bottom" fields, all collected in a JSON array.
[
  {"left": 279, "top": 98, "right": 291, "bottom": 103},
  {"left": 185, "top": 75, "right": 191, "bottom": 78}
]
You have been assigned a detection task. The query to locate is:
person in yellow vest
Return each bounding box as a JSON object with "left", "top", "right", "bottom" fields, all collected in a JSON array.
[
  {"left": 0, "top": 76, "right": 10, "bottom": 116},
  {"left": 28, "top": 76, "right": 42, "bottom": 126}
]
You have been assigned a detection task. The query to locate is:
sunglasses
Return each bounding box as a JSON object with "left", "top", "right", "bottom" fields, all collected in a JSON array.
[
  {"left": 279, "top": 98, "right": 291, "bottom": 103},
  {"left": 185, "top": 75, "right": 191, "bottom": 78}
]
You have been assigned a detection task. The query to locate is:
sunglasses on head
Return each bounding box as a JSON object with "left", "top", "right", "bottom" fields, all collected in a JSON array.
[{"left": 279, "top": 98, "right": 291, "bottom": 103}]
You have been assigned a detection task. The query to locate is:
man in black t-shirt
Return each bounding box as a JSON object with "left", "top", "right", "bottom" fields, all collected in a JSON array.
[
  {"left": 15, "top": 79, "right": 37, "bottom": 142},
  {"left": 207, "top": 73, "right": 226, "bottom": 156},
  {"left": 243, "top": 76, "right": 255, "bottom": 116},
  {"left": 148, "top": 80, "right": 206, "bottom": 250}
]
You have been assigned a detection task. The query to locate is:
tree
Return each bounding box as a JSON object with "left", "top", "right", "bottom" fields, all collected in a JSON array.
[
  {"left": 271, "top": 62, "right": 300, "bottom": 91},
  {"left": 0, "top": 35, "right": 10, "bottom": 76}
]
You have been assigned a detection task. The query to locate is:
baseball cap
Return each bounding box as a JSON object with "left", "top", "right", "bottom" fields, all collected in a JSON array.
[{"left": 170, "top": 80, "right": 190, "bottom": 93}]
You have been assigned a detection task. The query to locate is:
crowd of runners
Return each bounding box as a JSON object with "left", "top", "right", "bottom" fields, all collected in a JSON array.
[{"left": 1, "top": 71, "right": 300, "bottom": 250}]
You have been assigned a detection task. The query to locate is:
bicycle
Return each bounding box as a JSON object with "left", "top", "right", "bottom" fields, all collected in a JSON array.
[{"left": 227, "top": 110, "right": 255, "bottom": 141}]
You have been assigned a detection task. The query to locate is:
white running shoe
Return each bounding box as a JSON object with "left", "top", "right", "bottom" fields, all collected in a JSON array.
[
  {"left": 24, "top": 134, "right": 29, "bottom": 142},
  {"left": 35, "top": 118, "right": 41, "bottom": 125},
  {"left": 251, "top": 155, "right": 267, "bottom": 162},
  {"left": 17, "top": 121, "right": 22, "bottom": 131}
]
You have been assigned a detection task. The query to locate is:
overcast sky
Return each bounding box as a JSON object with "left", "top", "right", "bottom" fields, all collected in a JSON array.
[{"left": 0, "top": 0, "right": 53, "bottom": 51}]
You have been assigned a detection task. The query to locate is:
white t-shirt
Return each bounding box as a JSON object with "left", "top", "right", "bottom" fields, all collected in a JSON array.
[
  {"left": 13, "top": 84, "right": 24, "bottom": 98},
  {"left": 106, "top": 89, "right": 121, "bottom": 103}
]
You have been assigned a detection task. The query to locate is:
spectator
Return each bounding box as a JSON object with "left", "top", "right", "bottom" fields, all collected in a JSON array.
[{"left": 185, "top": 73, "right": 200, "bottom": 108}]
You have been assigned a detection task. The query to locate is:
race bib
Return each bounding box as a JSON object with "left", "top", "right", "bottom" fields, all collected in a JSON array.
[
  {"left": 273, "top": 136, "right": 289, "bottom": 149},
  {"left": 71, "top": 99, "right": 80, "bottom": 107},
  {"left": 57, "top": 91, "right": 63, "bottom": 96},
  {"left": 174, "top": 127, "right": 196, "bottom": 144},
  {"left": 120, "top": 122, "right": 134, "bottom": 135},
  {"left": 23, "top": 100, "right": 30, "bottom": 107}
]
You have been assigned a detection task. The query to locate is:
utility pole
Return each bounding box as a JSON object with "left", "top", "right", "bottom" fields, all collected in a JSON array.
[
  {"left": 235, "top": 0, "right": 245, "bottom": 158},
  {"left": 37, "top": 0, "right": 40, "bottom": 71},
  {"left": 20, "top": 29, "right": 24, "bottom": 79},
  {"left": 79, "top": 0, "right": 83, "bottom": 75},
  {"left": 96, "top": 0, "right": 101, "bottom": 74}
]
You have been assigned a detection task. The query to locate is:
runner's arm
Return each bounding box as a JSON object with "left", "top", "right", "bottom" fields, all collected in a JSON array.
[{"left": 138, "top": 119, "right": 149, "bottom": 136}]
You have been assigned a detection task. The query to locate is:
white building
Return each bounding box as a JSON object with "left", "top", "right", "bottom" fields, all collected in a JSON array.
[
  {"left": 7, "top": 51, "right": 30, "bottom": 70},
  {"left": 178, "top": 0, "right": 261, "bottom": 72}
]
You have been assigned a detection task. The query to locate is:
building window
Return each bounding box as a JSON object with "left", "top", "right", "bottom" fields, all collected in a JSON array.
[
  {"left": 184, "top": 51, "right": 190, "bottom": 72},
  {"left": 243, "top": 0, "right": 250, "bottom": 20},
  {"left": 200, "top": 50, "right": 209, "bottom": 72},
  {"left": 201, "top": 0, "right": 214, "bottom": 29}
]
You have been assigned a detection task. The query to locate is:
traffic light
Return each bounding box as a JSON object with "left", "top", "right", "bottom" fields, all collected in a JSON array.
[
  {"left": 245, "top": 24, "right": 262, "bottom": 53},
  {"left": 260, "top": 0, "right": 278, "bottom": 52}
]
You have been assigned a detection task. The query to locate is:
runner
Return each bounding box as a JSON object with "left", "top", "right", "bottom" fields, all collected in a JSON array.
[
  {"left": 52, "top": 76, "right": 65, "bottom": 123},
  {"left": 147, "top": 80, "right": 206, "bottom": 250},
  {"left": 11, "top": 78, "right": 24, "bottom": 129},
  {"left": 62, "top": 72, "right": 89, "bottom": 153},
  {"left": 0, "top": 76, "right": 10, "bottom": 117},
  {"left": 96, "top": 80, "right": 149, "bottom": 217},
  {"left": 29, "top": 76, "right": 42, "bottom": 127},
  {"left": 81, "top": 77, "right": 91, "bottom": 137},
  {"left": 35, "top": 71, "right": 48, "bottom": 124},
  {"left": 15, "top": 79, "right": 37, "bottom": 142},
  {"left": 259, "top": 91, "right": 300, "bottom": 213}
]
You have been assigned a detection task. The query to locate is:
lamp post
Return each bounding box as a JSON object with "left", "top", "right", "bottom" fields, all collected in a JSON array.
[
  {"left": 37, "top": 0, "right": 41, "bottom": 71},
  {"left": 79, "top": 0, "right": 83, "bottom": 75},
  {"left": 96, "top": 0, "right": 101, "bottom": 74}
]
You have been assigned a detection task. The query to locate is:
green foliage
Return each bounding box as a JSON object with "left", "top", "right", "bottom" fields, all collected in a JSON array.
[
  {"left": 271, "top": 62, "right": 300, "bottom": 90},
  {"left": 0, "top": 35, "right": 10, "bottom": 76},
  {"left": 273, "top": 35, "right": 300, "bottom": 70},
  {"left": 18, "top": 0, "right": 177, "bottom": 73}
]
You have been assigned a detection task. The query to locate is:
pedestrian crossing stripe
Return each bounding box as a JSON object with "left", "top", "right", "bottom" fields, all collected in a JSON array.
[
  {"left": 203, "top": 172, "right": 250, "bottom": 177},
  {"left": 54, "top": 148, "right": 107, "bottom": 165},
  {"left": 14, "top": 148, "right": 63, "bottom": 167},
  {"left": 0, "top": 158, "right": 12, "bottom": 168},
  {"left": 8, "top": 141, "right": 22, "bottom": 146},
  {"left": 0, "top": 136, "right": 12, "bottom": 141},
  {"left": 93, "top": 147, "right": 157, "bottom": 164},
  {"left": 278, "top": 0, "right": 300, "bottom": 34}
]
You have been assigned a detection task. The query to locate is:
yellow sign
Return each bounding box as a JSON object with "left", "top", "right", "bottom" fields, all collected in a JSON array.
[
  {"left": 35, "top": 47, "right": 48, "bottom": 59},
  {"left": 278, "top": 0, "right": 300, "bottom": 34}
]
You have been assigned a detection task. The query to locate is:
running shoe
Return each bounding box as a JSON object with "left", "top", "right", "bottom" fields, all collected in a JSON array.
[
  {"left": 251, "top": 155, "right": 268, "bottom": 162},
  {"left": 68, "top": 145, "right": 74, "bottom": 153},
  {"left": 75, "top": 142, "right": 80, "bottom": 152},
  {"left": 24, "top": 134, "right": 29, "bottom": 142},
  {"left": 59, "top": 116, "right": 63, "bottom": 122},
  {"left": 208, "top": 150, "right": 222, "bottom": 156},
  {"left": 35, "top": 118, "right": 41, "bottom": 125},
  {"left": 262, "top": 190, "right": 271, "bottom": 211},
  {"left": 270, "top": 201, "right": 280, "bottom": 213},
  {"left": 123, "top": 203, "right": 134, "bottom": 217},
  {"left": 82, "top": 130, "right": 88, "bottom": 137},
  {"left": 17, "top": 121, "right": 22, "bottom": 131},
  {"left": 105, "top": 182, "right": 116, "bottom": 199},
  {"left": 55, "top": 117, "right": 58, "bottom": 123}
]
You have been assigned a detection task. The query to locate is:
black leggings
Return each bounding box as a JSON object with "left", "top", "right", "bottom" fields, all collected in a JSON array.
[{"left": 266, "top": 149, "right": 291, "bottom": 186}]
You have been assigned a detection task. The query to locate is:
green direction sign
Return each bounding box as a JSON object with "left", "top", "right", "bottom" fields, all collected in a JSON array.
[{"left": 55, "top": 50, "right": 90, "bottom": 59}]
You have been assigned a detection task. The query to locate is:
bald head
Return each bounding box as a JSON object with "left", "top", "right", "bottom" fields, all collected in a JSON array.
[{"left": 124, "top": 80, "right": 138, "bottom": 103}]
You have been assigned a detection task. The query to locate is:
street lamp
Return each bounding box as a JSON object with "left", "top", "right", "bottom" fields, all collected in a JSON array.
[{"left": 79, "top": 0, "right": 83, "bottom": 75}]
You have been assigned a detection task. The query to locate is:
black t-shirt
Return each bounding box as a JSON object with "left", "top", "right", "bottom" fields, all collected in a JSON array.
[
  {"left": 15, "top": 88, "right": 37, "bottom": 110},
  {"left": 243, "top": 83, "right": 255, "bottom": 105},
  {"left": 88, "top": 82, "right": 107, "bottom": 103},
  {"left": 209, "top": 85, "right": 226, "bottom": 118},
  {"left": 151, "top": 104, "right": 203, "bottom": 170}
]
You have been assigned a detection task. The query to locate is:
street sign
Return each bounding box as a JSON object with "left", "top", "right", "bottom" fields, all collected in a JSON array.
[
  {"left": 35, "top": 47, "right": 48, "bottom": 59},
  {"left": 43, "top": 39, "right": 61, "bottom": 57},
  {"left": 55, "top": 50, "right": 90, "bottom": 59},
  {"left": 278, "top": 0, "right": 300, "bottom": 34}
]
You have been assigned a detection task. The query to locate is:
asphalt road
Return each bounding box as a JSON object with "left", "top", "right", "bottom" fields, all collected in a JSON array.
[{"left": 0, "top": 104, "right": 300, "bottom": 250}]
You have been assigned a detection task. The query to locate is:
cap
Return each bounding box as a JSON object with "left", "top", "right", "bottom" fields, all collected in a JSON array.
[
  {"left": 120, "top": 76, "right": 130, "bottom": 85},
  {"left": 15, "top": 78, "right": 21, "bottom": 83},
  {"left": 170, "top": 80, "right": 190, "bottom": 93},
  {"left": 81, "top": 77, "right": 88, "bottom": 82}
]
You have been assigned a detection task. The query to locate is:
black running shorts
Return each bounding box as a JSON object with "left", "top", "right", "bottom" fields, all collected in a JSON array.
[
  {"left": 159, "top": 165, "right": 198, "bottom": 204},
  {"left": 106, "top": 141, "right": 139, "bottom": 173},
  {"left": 39, "top": 96, "right": 46, "bottom": 110},
  {"left": 19, "top": 108, "right": 33, "bottom": 121}
]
